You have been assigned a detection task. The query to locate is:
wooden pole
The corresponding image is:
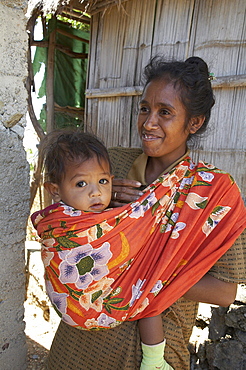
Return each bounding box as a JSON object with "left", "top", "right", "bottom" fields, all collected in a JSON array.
[
  {"left": 86, "top": 86, "right": 143, "bottom": 98},
  {"left": 56, "top": 28, "right": 90, "bottom": 43},
  {"left": 211, "top": 74, "right": 246, "bottom": 88},
  {"left": 85, "top": 75, "right": 246, "bottom": 99},
  {"left": 46, "top": 22, "right": 56, "bottom": 133}
]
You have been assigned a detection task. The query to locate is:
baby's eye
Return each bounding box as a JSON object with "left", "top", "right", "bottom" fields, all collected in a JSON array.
[
  {"left": 99, "top": 178, "right": 109, "bottom": 184},
  {"left": 76, "top": 181, "right": 87, "bottom": 187}
]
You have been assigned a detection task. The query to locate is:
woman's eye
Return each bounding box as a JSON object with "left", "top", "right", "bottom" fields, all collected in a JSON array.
[
  {"left": 76, "top": 181, "right": 87, "bottom": 187},
  {"left": 139, "top": 106, "right": 149, "bottom": 113},
  {"left": 99, "top": 178, "right": 108, "bottom": 184},
  {"left": 160, "top": 109, "right": 170, "bottom": 115}
]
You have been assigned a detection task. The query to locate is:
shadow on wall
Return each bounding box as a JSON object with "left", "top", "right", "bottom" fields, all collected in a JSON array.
[
  {"left": 25, "top": 241, "right": 60, "bottom": 368},
  {"left": 26, "top": 336, "right": 49, "bottom": 370}
]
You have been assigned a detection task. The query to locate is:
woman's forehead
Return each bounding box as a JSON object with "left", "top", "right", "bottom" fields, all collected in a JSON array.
[{"left": 142, "top": 79, "right": 183, "bottom": 106}]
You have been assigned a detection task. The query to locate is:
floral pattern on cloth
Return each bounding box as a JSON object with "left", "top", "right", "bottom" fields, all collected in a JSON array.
[{"left": 31, "top": 156, "right": 246, "bottom": 330}]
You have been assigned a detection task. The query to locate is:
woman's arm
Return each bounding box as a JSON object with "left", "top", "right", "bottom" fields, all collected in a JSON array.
[{"left": 183, "top": 273, "right": 237, "bottom": 307}]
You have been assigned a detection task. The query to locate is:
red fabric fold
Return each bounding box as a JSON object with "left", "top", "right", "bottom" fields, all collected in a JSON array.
[{"left": 31, "top": 157, "right": 246, "bottom": 330}]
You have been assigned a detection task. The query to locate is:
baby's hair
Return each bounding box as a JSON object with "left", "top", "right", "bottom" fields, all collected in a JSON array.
[
  {"left": 41, "top": 129, "right": 111, "bottom": 184},
  {"left": 143, "top": 55, "right": 215, "bottom": 141}
]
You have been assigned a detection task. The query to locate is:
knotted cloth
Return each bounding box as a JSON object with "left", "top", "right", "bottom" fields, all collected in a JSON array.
[{"left": 31, "top": 157, "right": 246, "bottom": 330}]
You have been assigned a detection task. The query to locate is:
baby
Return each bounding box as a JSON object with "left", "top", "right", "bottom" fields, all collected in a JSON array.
[{"left": 39, "top": 129, "right": 170, "bottom": 370}]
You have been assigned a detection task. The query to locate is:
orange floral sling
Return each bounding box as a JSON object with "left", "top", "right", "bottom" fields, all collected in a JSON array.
[{"left": 31, "top": 156, "right": 246, "bottom": 330}]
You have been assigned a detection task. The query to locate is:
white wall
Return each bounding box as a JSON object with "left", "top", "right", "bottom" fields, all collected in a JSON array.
[{"left": 0, "top": 1, "right": 29, "bottom": 368}]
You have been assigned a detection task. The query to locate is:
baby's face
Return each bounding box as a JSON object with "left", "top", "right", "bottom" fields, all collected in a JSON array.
[{"left": 57, "top": 156, "right": 113, "bottom": 212}]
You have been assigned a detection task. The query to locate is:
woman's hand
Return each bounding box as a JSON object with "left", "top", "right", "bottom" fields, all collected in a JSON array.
[
  {"left": 110, "top": 178, "right": 144, "bottom": 207},
  {"left": 183, "top": 273, "right": 237, "bottom": 307}
]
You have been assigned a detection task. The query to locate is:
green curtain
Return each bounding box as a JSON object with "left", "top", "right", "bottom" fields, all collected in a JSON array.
[{"left": 32, "top": 17, "right": 90, "bottom": 131}]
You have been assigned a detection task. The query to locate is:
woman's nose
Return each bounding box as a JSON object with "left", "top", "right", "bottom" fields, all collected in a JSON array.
[{"left": 143, "top": 113, "right": 158, "bottom": 129}]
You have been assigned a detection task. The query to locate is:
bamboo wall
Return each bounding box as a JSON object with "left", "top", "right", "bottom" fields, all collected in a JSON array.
[{"left": 85, "top": 0, "right": 246, "bottom": 197}]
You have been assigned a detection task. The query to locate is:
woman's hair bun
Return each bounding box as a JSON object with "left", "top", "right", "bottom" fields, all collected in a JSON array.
[{"left": 185, "top": 56, "right": 209, "bottom": 76}]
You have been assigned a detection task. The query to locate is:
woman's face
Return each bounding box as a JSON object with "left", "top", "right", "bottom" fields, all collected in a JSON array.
[{"left": 137, "top": 78, "right": 193, "bottom": 167}]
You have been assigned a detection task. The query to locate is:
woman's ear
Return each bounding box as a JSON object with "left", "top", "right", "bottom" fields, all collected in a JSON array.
[
  {"left": 189, "top": 116, "right": 205, "bottom": 134},
  {"left": 44, "top": 182, "right": 61, "bottom": 202}
]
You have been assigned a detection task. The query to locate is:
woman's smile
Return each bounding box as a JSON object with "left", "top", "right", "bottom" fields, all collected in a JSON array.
[{"left": 142, "top": 131, "right": 163, "bottom": 141}]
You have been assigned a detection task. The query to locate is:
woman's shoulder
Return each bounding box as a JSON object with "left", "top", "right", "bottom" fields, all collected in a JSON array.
[
  {"left": 108, "top": 147, "right": 143, "bottom": 178},
  {"left": 195, "top": 160, "right": 235, "bottom": 183}
]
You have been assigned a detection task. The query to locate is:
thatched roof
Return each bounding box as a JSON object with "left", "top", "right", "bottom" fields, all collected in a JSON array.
[{"left": 26, "top": 0, "right": 129, "bottom": 17}]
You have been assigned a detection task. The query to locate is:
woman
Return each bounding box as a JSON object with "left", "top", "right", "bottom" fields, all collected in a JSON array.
[{"left": 46, "top": 56, "right": 245, "bottom": 369}]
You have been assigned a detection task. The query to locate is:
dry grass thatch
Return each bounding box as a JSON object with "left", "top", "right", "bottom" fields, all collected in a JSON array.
[
  {"left": 26, "top": 0, "right": 71, "bottom": 17},
  {"left": 26, "top": 0, "right": 129, "bottom": 17}
]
